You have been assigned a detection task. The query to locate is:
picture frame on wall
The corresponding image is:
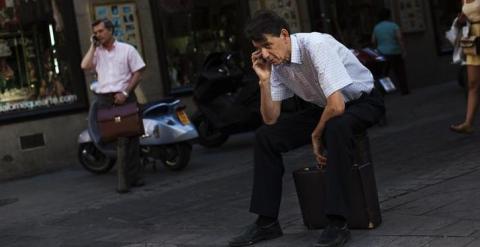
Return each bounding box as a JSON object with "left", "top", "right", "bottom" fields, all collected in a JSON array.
[
  {"left": 92, "top": 1, "right": 144, "bottom": 56},
  {"left": 395, "top": 0, "right": 426, "bottom": 33}
]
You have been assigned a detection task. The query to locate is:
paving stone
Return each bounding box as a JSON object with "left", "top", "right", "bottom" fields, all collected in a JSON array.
[
  {"left": 423, "top": 237, "right": 475, "bottom": 247},
  {"left": 464, "top": 239, "right": 480, "bottom": 247},
  {"left": 347, "top": 235, "right": 398, "bottom": 247},
  {"left": 386, "top": 236, "right": 434, "bottom": 247}
]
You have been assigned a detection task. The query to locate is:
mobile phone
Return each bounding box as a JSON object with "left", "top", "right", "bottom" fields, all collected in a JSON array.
[
  {"left": 258, "top": 56, "right": 268, "bottom": 64},
  {"left": 92, "top": 35, "right": 100, "bottom": 46}
]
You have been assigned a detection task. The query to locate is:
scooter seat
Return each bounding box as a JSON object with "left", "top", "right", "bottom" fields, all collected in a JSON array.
[{"left": 141, "top": 98, "right": 177, "bottom": 111}]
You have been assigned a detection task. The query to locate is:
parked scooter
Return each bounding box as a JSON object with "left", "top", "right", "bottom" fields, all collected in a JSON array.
[
  {"left": 191, "top": 52, "right": 262, "bottom": 147},
  {"left": 352, "top": 48, "right": 393, "bottom": 126},
  {"left": 352, "top": 48, "right": 395, "bottom": 94},
  {"left": 78, "top": 98, "right": 198, "bottom": 174}
]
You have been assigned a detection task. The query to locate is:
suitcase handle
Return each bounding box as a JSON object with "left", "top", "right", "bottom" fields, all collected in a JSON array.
[{"left": 304, "top": 164, "right": 325, "bottom": 171}]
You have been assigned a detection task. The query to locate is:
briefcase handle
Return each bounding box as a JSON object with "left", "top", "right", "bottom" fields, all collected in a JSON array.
[
  {"left": 312, "top": 163, "right": 360, "bottom": 170},
  {"left": 302, "top": 164, "right": 325, "bottom": 171}
]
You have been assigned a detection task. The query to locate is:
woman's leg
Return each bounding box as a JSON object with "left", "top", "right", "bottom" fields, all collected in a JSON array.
[
  {"left": 465, "top": 65, "right": 480, "bottom": 126},
  {"left": 451, "top": 65, "right": 480, "bottom": 133}
]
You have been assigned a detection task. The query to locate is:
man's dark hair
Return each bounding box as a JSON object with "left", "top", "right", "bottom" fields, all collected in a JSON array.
[
  {"left": 378, "top": 8, "right": 392, "bottom": 21},
  {"left": 244, "top": 10, "right": 290, "bottom": 42},
  {"left": 92, "top": 18, "right": 115, "bottom": 33}
]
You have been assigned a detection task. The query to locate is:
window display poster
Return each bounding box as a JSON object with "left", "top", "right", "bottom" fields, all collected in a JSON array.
[
  {"left": 397, "top": 0, "right": 426, "bottom": 33},
  {"left": 93, "top": 2, "right": 143, "bottom": 55},
  {"left": 249, "top": 0, "right": 302, "bottom": 33}
]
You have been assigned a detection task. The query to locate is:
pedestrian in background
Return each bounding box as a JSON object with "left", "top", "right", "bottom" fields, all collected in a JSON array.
[
  {"left": 80, "top": 18, "right": 146, "bottom": 193},
  {"left": 371, "top": 8, "right": 409, "bottom": 95},
  {"left": 228, "top": 10, "right": 384, "bottom": 247},
  {"left": 450, "top": 0, "right": 480, "bottom": 134}
]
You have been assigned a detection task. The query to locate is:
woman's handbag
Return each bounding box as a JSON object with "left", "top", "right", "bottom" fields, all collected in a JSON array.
[
  {"left": 96, "top": 102, "right": 144, "bottom": 143},
  {"left": 460, "top": 36, "right": 480, "bottom": 55}
]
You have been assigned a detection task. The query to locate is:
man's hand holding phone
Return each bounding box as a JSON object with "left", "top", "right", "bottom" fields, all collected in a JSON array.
[
  {"left": 90, "top": 35, "right": 100, "bottom": 47},
  {"left": 251, "top": 50, "right": 271, "bottom": 83}
]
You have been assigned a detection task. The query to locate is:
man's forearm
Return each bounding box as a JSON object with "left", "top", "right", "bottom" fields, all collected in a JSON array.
[
  {"left": 312, "top": 105, "right": 344, "bottom": 138},
  {"left": 312, "top": 91, "right": 346, "bottom": 139},
  {"left": 81, "top": 44, "right": 96, "bottom": 70},
  {"left": 125, "top": 70, "right": 143, "bottom": 94},
  {"left": 259, "top": 79, "right": 280, "bottom": 125}
]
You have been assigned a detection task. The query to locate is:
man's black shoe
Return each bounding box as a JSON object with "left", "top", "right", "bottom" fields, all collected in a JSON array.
[
  {"left": 228, "top": 221, "right": 283, "bottom": 247},
  {"left": 314, "top": 224, "right": 350, "bottom": 247}
]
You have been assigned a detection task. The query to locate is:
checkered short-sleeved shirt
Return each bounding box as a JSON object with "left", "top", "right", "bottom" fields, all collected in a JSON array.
[{"left": 270, "top": 33, "right": 374, "bottom": 107}]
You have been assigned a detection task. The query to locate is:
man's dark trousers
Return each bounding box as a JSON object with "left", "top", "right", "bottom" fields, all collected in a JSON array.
[
  {"left": 92, "top": 93, "right": 144, "bottom": 186},
  {"left": 384, "top": 54, "right": 409, "bottom": 94},
  {"left": 249, "top": 89, "right": 385, "bottom": 219}
]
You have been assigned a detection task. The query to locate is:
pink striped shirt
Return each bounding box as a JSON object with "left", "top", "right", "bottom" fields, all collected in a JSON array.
[{"left": 93, "top": 40, "right": 145, "bottom": 94}]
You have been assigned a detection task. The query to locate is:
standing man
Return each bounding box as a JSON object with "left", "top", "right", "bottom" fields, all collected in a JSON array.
[
  {"left": 81, "top": 18, "right": 146, "bottom": 193},
  {"left": 372, "top": 8, "right": 409, "bottom": 95},
  {"left": 228, "top": 11, "right": 385, "bottom": 247}
]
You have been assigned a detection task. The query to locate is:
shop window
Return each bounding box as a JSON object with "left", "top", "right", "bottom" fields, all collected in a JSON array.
[
  {"left": 154, "top": 0, "right": 244, "bottom": 95},
  {"left": 307, "top": 0, "right": 382, "bottom": 48},
  {"left": 0, "top": 0, "right": 87, "bottom": 122},
  {"left": 334, "top": 0, "right": 381, "bottom": 48}
]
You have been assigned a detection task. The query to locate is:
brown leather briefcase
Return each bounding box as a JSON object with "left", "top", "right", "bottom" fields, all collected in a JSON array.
[
  {"left": 96, "top": 102, "right": 144, "bottom": 143},
  {"left": 292, "top": 133, "right": 382, "bottom": 229}
]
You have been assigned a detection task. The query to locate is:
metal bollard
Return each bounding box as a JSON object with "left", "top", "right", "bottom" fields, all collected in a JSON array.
[{"left": 116, "top": 137, "right": 129, "bottom": 193}]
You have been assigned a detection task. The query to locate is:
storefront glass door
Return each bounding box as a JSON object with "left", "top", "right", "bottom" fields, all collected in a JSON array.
[{"left": 152, "top": 0, "right": 246, "bottom": 95}]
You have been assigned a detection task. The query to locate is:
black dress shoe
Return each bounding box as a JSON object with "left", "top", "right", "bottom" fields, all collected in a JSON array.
[
  {"left": 228, "top": 221, "right": 283, "bottom": 247},
  {"left": 314, "top": 224, "right": 350, "bottom": 247}
]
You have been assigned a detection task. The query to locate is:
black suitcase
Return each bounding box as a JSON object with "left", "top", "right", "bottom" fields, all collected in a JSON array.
[{"left": 292, "top": 133, "right": 382, "bottom": 229}]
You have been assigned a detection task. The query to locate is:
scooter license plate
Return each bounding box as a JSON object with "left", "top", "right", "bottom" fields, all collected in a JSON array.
[
  {"left": 176, "top": 110, "right": 190, "bottom": 125},
  {"left": 378, "top": 77, "right": 396, "bottom": 93}
]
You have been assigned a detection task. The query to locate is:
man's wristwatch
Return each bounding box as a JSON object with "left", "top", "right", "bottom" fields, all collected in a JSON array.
[{"left": 121, "top": 90, "right": 129, "bottom": 97}]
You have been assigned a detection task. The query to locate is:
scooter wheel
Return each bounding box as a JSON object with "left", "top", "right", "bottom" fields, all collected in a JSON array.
[
  {"left": 161, "top": 142, "right": 192, "bottom": 171},
  {"left": 192, "top": 112, "right": 229, "bottom": 148},
  {"left": 78, "top": 143, "right": 115, "bottom": 174}
]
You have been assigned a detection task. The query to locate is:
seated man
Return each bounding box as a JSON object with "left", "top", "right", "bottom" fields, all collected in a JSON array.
[{"left": 228, "top": 10, "right": 385, "bottom": 247}]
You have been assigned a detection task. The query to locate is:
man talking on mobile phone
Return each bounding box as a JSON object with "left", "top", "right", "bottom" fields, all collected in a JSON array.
[
  {"left": 228, "top": 11, "right": 385, "bottom": 247},
  {"left": 80, "top": 18, "right": 146, "bottom": 193}
]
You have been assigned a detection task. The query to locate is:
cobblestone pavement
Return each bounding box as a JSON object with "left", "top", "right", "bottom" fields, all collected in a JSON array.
[{"left": 1, "top": 82, "right": 480, "bottom": 247}]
